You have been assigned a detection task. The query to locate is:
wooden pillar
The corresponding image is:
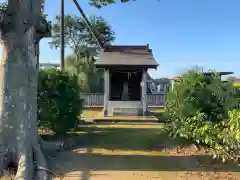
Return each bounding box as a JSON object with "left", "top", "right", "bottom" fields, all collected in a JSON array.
[
  {"left": 104, "top": 68, "right": 110, "bottom": 116},
  {"left": 142, "top": 69, "right": 147, "bottom": 116}
]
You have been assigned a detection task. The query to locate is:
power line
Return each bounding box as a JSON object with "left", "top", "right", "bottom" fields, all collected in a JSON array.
[{"left": 72, "top": 0, "right": 104, "bottom": 50}]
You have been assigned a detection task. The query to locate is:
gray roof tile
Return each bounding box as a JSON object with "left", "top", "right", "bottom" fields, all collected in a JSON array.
[{"left": 95, "top": 45, "right": 159, "bottom": 68}]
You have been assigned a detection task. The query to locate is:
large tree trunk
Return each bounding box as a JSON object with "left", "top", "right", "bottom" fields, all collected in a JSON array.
[{"left": 0, "top": 1, "right": 51, "bottom": 179}]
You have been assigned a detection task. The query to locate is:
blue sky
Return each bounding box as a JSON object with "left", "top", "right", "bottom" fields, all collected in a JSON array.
[{"left": 15, "top": 0, "right": 240, "bottom": 78}]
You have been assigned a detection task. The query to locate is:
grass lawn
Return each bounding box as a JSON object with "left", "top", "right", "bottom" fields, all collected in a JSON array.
[
  {"left": 148, "top": 107, "right": 165, "bottom": 113},
  {"left": 80, "top": 107, "right": 165, "bottom": 121},
  {"left": 74, "top": 123, "right": 181, "bottom": 155},
  {"left": 233, "top": 82, "right": 240, "bottom": 87},
  {"left": 80, "top": 108, "right": 103, "bottom": 120},
  {"left": 3, "top": 123, "right": 239, "bottom": 180},
  {"left": 47, "top": 123, "right": 240, "bottom": 180}
]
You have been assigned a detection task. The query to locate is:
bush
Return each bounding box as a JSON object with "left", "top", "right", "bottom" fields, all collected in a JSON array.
[
  {"left": 165, "top": 68, "right": 239, "bottom": 163},
  {"left": 234, "top": 87, "right": 240, "bottom": 108},
  {"left": 156, "top": 112, "right": 168, "bottom": 122},
  {"left": 165, "top": 110, "right": 240, "bottom": 163},
  {"left": 38, "top": 68, "right": 83, "bottom": 135},
  {"left": 166, "top": 69, "right": 235, "bottom": 123},
  {"left": 218, "top": 110, "right": 240, "bottom": 162}
]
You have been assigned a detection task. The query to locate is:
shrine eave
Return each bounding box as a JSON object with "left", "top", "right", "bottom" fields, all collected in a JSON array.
[
  {"left": 95, "top": 64, "right": 158, "bottom": 69},
  {"left": 95, "top": 45, "right": 159, "bottom": 69}
]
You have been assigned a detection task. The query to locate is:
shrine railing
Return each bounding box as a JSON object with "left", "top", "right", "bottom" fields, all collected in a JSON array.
[
  {"left": 82, "top": 93, "right": 165, "bottom": 108},
  {"left": 147, "top": 93, "right": 165, "bottom": 107},
  {"left": 82, "top": 93, "right": 104, "bottom": 108},
  {"left": 82, "top": 93, "right": 240, "bottom": 110}
]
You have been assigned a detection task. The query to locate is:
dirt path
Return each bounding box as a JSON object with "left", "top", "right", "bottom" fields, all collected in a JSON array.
[{"left": 48, "top": 123, "right": 240, "bottom": 180}]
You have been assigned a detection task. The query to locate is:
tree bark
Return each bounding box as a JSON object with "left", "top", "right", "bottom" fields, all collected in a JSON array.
[{"left": 0, "top": 1, "right": 51, "bottom": 179}]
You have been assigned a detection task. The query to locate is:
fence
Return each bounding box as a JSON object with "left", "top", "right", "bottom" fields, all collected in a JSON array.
[
  {"left": 82, "top": 93, "right": 165, "bottom": 108},
  {"left": 82, "top": 93, "right": 104, "bottom": 108},
  {"left": 147, "top": 93, "right": 165, "bottom": 107},
  {"left": 82, "top": 93, "right": 240, "bottom": 109}
]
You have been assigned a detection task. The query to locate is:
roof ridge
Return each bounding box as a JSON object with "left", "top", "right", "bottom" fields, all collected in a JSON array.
[{"left": 104, "top": 44, "right": 151, "bottom": 52}]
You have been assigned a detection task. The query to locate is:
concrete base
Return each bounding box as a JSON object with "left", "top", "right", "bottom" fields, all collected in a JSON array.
[
  {"left": 90, "top": 115, "right": 159, "bottom": 123},
  {"left": 107, "top": 101, "right": 143, "bottom": 116},
  {"left": 103, "top": 109, "right": 108, "bottom": 117},
  {"left": 113, "top": 108, "right": 143, "bottom": 116},
  {"left": 142, "top": 111, "right": 147, "bottom": 116}
]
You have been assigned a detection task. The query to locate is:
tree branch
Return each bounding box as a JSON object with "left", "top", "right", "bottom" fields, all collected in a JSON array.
[
  {"left": 72, "top": 0, "right": 103, "bottom": 49},
  {"left": 0, "top": 10, "right": 9, "bottom": 25},
  {"left": 36, "top": 17, "right": 51, "bottom": 38}
]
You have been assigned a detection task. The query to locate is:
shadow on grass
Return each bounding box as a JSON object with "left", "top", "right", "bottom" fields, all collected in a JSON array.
[
  {"left": 49, "top": 149, "right": 240, "bottom": 180},
  {"left": 42, "top": 126, "right": 189, "bottom": 151},
  {"left": 44, "top": 124, "right": 240, "bottom": 179},
  {"left": 49, "top": 151, "right": 239, "bottom": 173}
]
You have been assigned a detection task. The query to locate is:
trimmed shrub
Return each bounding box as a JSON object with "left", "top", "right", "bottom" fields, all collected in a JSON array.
[
  {"left": 234, "top": 87, "right": 240, "bottom": 108},
  {"left": 164, "top": 69, "right": 240, "bottom": 163},
  {"left": 219, "top": 110, "right": 240, "bottom": 162},
  {"left": 38, "top": 68, "right": 83, "bottom": 135},
  {"left": 165, "top": 110, "right": 240, "bottom": 163},
  {"left": 166, "top": 69, "right": 235, "bottom": 123}
]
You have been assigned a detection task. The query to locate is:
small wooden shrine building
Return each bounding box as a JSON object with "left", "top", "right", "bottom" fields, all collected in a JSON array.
[{"left": 95, "top": 45, "right": 159, "bottom": 116}]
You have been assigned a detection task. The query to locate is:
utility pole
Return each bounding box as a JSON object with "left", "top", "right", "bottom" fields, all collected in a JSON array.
[{"left": 60, "top": 0, "right": 65, "bottom": 70}]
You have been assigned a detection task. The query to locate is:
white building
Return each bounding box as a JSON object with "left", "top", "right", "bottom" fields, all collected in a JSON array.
[{"left": 39, "top": 63, "right": 60, "bottom": 70}]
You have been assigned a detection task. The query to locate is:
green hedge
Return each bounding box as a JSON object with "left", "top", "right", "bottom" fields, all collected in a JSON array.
[
  {"left": 166, "top": 70, "right": 235, "bottom": 122},
  {"left": 165, "top": 69, "right": 239, "bottom": 163},
  {"left": 38, "top": 69, "right": 83, "bottom": 135}
]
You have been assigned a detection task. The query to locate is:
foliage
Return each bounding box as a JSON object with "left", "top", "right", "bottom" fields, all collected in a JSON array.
[
  {"left": 156, "top": 112, "right": 168, "bottom": 122},
  {"left": 219, "top": 110, "right": 240, "bottom": 162},
  {"left": 0, "top": 1, "right": 47, "bottom": 18},
  {"left": 165, "top": 111, "right": 240, "bottom": 163},
  {"left": 166, "top": 69, "right": 235, "bottom": 123},
  {"left": 165, "top": 68, "right": 240, "bottom": 163},
  {"left": 0, "top": 2, "right": 8, "bottom": 11},
  {"left": 89, "top": 0, "right": 133, "bottom": 8},
  {"left": 49, "top": 14, "right": 115, "bottom": 51},
  {"left": 65, "top": 51, "right": 104, "bottom": 93},
  {"left": 38, "top": 69, "right": 83, "bottom": 135},
  {"left": 234, "top": 85, "right": 240, "bottom": 96},
  {"left": 49, "top": 14, "right": 113, "bottom": 93},
  {"left": 234, "top": 88, "right": 240, "bottom": 108},
  {"left": 233, "top": 82, "right": 240, "bottom": 88}
]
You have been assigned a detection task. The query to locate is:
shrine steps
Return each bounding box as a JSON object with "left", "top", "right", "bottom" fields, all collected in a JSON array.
[
  {"left": 81, "top": 103, "right": 161, "bottom": 124},
  {"left": 107, "top": 101, "right": 143, "bottom": 116},
  {"left": 91, "top": 116, "right": 158, "bottom": 123},
  {"left": 83, "top": 111, "right": 159, "bottom": 124},
  {"left": 112, "top": 108, "right": 143, "bottom": 116}
]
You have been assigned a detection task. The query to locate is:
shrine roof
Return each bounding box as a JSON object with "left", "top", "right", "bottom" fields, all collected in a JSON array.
[{"left": 95, "top": 45, "right": 159, "bottom": 68}]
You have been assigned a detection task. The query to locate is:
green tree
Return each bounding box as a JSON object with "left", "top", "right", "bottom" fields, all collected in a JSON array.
[
  {"left": 166, "top": 68, "right": 235, "bottom": 123},
  {"left": 49, "top": 14, "right": 115, "bottom": 52},
  {"left": 65, "top": 47, "right": 104, "bottom": 93},
  {"left": 0, "top": 1, "right": 52, "bottom": 179},
  {"left": 0, "top": 1, "right": 127, "bottom": 179},
  {"left": 38, "top": 69, "right": 83, "bottom": 135},
  {"left": 89, "top": 0, "right": 133, "bottom": 8},
  {"left": 50, "top": 14, "right": 114, "bottom": 93},
  {"left": 165, "top": 68, "right": 240, "bottom": 163}
]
